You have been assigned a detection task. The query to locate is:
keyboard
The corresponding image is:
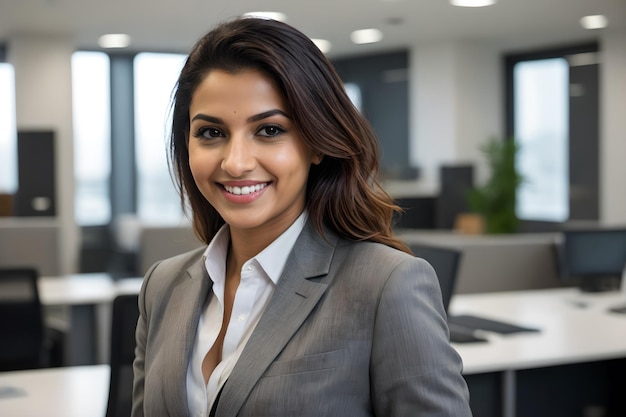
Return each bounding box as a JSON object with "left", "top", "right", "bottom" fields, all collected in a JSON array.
[
  {"left": 448, "top": 323, "right": 488, "bottom": 344},
  {"left": 448, "top": 314, "right": 540, "bottom": 335},
  {"left": 608, "top": 304, "right": 626, "bottom": 314}
]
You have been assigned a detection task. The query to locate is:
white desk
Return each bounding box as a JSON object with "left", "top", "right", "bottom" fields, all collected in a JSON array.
[
  {"left": 450, "top": 288, "right": 626, "bottom": 417},
  {"left": 38, "top": 274, "right": 143, "bottom": 365},
  {"left": 0, "top": 365, "right": 110, "bottom": 417},
  {"left": 39, "top": 273, "right": 143, "bottom": 306}
]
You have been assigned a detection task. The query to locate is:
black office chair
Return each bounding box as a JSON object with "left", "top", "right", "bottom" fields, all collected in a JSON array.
[
  {"left": 106, "top": 293, "right": 139, "bottom": 417},
  {"left": 408, "top": 244, "right": 491, "bottom": 343},
  {"left": 0, "top": 267, "right": 53, "bottom": 371},
  {"left": 408, "top": 243, "right": 462, "bottom": 312}
]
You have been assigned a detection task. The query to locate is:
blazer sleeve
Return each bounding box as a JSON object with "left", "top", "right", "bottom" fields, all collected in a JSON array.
[
  {"left": 131, "top": 261, "right": 160, "bottom": 417},
  {"left": 370, "top": 256, "right": 473, "bottom": 417}
]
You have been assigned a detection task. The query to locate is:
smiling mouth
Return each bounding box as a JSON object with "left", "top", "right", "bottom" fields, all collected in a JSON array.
[{"left": 223, "top": 183, "right": 268, "bottom": 195}]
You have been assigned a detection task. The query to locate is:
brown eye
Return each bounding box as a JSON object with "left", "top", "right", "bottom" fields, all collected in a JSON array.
[
  {"left": 257, "top": 125, "right": 285, "bottom": 137},
  {"left": 194, "top": 127, "right": 224, "bottom": 139}
]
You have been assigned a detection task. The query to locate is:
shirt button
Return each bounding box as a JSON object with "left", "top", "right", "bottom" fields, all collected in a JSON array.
[{"left": 238, "top": 314, "right": 246, "bottom": 322}]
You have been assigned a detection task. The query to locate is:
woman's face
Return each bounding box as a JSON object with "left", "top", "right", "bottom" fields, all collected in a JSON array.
[{"left": 188, "top": 69, "right": 320, "bottom": 239}]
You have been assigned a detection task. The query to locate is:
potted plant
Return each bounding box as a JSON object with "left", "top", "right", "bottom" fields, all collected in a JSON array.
[{"left": 467, "top": 137, "right": 523, "bottom": 234}]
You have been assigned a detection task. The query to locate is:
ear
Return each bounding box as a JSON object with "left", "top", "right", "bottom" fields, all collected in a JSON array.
[{"left": 311, "top": 152, "right": 323, "bottom": 165}]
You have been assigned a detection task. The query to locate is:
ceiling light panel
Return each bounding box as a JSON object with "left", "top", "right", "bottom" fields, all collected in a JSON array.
[
  {"left": 242, "top": 11, "right": 287, "bottom": 21},
  {"left": 312, "top": 39, "right": 332, "bottom": 54},
  {"left": 351, "top": 28, "right": 383, "bottom": 45},
  {"left": 98, "top": 34, "right": 131, "bottom": 49},
  {"left": 450, "top": 0, "right": 497, "bottom": 7},
  {"left": 580, "top": 15, "right": 608, "bottom": 30}
]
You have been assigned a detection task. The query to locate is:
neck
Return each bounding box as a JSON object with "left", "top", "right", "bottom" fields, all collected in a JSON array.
[
  {"left": 227, "top": 225, "right": 278, "bottom": 269},
  {"left": 227, "top": 210, "right": 304, "bottom": 268}
]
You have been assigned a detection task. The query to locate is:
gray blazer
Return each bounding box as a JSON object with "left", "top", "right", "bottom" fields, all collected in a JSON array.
[{"left": 131, "top": 221, "right": 472, "bottom": 417}]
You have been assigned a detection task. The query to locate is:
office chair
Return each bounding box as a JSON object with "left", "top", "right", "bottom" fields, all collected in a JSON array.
[
  {"left": 410, "top": 243, "right": 540, "bottom": 338},
  {"left": 0, "top": 267, "right": 49, "bottom": 371},
  {"left": 408, "top": 243, "right": 462, "bottom": 312},
  {"left": 106, "top": 293, "right": 139, "bottom": 417},
  {"left": 408, "top": 244, "right": 491, "bottom": 343}
]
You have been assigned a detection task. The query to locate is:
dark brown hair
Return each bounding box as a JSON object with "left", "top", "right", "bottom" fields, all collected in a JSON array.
[{"left": 169, "top": 17, "right": 410, "bottom": 254}]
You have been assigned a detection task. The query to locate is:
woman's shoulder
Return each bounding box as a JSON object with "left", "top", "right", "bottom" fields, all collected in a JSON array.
[
  {"left": 141, "top": 245, "right": 207, "bottom": 290},
  {"left": 337, "top": 237, "right": 418, "bottom": 269},
  {"left": 341, "top": 236, "right": 412, "bottom": 255},
  {"left": 331, "top": 237, "right": 437, "bottom": 297},
  {"left": 152, "top": 245, "right": 207, "bottom": 271}
]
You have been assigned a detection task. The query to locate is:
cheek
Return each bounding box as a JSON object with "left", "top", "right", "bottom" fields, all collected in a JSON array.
[
  {"left": 188, "top": 148, "right": 216, "bottom": 183},
  {"left": 273, "top": 144, "right": 315, "bottom": 176},
  {"left": 188, "top": 151, "right": 201, "bottom": 178}
]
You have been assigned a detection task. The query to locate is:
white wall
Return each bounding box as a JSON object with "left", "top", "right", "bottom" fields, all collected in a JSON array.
[
  {"left": 600, "top": 30, "right": 626, "bottom": 225},
  {"left": 454, "top": 43, "right": 502, "bottom": 183},
  {"left": 406, "top": 41, "right": 501, "bottom": 192},
  {"left": 8, "top": 35, "right": 79, "bottom": 274},
  {"left": 411, "top": 42, "right": 459, "bottom": 192}
]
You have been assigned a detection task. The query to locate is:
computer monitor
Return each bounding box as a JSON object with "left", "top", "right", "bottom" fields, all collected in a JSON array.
[{"left": 559, "top": 227, "right": 626, "bottom": 292}]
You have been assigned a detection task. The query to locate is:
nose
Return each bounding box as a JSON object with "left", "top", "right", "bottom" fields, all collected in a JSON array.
[{"left": 220, "top": 134, "right": 256, "bottom": 177}]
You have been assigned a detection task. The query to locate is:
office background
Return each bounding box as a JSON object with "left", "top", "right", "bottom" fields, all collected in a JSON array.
[
  {"left": 2, "top": 2, "right": 626, "bottom": 416},
  {"left": 0, "top": 1, "right": 625, "bottom": 274}
]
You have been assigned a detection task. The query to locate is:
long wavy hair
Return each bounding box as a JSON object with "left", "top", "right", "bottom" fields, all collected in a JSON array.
[{"left": 169, "top": 17, "right": 410, "bottom": 254}]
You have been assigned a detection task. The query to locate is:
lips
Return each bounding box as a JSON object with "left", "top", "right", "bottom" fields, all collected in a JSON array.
[{"left": 223, "top": 182, "right": 268, "bottom": 195}]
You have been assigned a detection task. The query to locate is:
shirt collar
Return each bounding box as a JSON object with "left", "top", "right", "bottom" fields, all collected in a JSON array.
[
  {"left": 255, "top": 211, "right": 307, "bottom": 284},
  {"left": 202, "top": 211, "right": 308, "bottom": 285}
]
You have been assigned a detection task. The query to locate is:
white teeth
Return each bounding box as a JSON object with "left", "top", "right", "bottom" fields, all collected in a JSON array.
[{"left": 224, "top": 183, "right": 267, "bottom": 195}]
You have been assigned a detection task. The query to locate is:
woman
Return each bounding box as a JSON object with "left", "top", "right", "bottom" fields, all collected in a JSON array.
[{"left": 132, "top": 17, "right": 472, "bottom": 417}]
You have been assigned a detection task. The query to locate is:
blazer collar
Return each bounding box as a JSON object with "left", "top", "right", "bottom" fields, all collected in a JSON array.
[{"left": 214, "top": 220, "right": 339, "bottom": 417}]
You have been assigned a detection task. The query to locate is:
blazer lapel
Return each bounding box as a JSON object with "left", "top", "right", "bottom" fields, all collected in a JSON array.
[
  {"left": 215, "top": 222, "right": 338, "bottom": 416},
  {"left": 163, "top": 258, "right": 212, "bottom": 417}
]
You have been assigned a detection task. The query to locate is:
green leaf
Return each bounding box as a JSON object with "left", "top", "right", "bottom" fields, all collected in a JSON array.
[{"left": 467, "top": 137, "right": 523, "bottom": 234}]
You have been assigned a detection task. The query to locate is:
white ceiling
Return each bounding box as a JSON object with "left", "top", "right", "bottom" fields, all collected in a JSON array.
[{"left": 1, "top": 0, "right": 625, "bottom": 57}]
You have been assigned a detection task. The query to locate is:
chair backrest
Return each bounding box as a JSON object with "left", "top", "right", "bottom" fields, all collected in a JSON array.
[
  {"left": 408, "top": 244, "right": 462, "bottom": 312},
  {"left": 106, "top": 293, "right": 139, "bottom": 417},
  {"left": 0, "top": 267, "right": 45, "bottom": 371}
]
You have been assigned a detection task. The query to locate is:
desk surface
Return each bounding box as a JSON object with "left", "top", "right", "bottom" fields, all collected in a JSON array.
[
  {"left": 39, "top": 273, "right": 143, "bottom": 306},
  {"left": 38, "top": 273, "right": 144, "bottom": 365},
  {"left": 452, "top": 287, "right": 626, "bottom": 374},
  {"left": 0, "top": 365, "right": 110, "bottom": 417}
]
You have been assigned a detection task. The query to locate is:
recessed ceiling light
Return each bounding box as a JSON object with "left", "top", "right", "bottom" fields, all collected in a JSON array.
[
  {"left": 312, "top": 39, "right": 332, "bottom": 54},
  {"left": 98, "top": 34, "right": 131, "bottom": 49},
  {"left": 242, "top": 11, "right": 287, "bottom": 22},
  {"left": 450, "top": 0, "right": 497, "bottom": 7},
  {"left": 580, "top": 15, "right": 608, "bottom": 30},
  {"left": 351, "top": 28, "right": 383, "bottom": 45}
]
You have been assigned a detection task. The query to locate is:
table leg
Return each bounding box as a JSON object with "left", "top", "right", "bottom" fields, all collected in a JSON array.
[
  {"left": 64, "top": 305, "right": 97, "bottom": 365},
  {"left": 95, "top": 302, "right": 112, "bottom": 364},
  {"left": 502, "top": 369, "right": 516, "bottom": 417}
]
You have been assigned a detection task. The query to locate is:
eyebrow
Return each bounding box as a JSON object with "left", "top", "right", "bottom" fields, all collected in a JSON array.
[{"left": 191, "top": 109, "right": 291, "bottom": 124}]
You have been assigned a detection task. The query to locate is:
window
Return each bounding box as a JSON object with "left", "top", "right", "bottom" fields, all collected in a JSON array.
[
  {"left": 344, "top": 83, "right": 362, "bottom": 112},
  {"left": 507, "top": 43, "right": 600, "bottom": 226},
  {"left": 72, "top": 51, "right": 112, "bottom": 225},
  {"left": 134, "top": 52, "right": 187, "bottom": 224},
  {"left": 0, "top": 63, "right": 17, "bottom": 194},
  {"left": 513, "top": 58, "right": 569, "bottom": 222}
]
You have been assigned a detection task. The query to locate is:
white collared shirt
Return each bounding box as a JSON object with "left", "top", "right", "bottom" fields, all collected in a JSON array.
[{"left": 186, "top": 212, "right": 307, "bottom": 417}]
